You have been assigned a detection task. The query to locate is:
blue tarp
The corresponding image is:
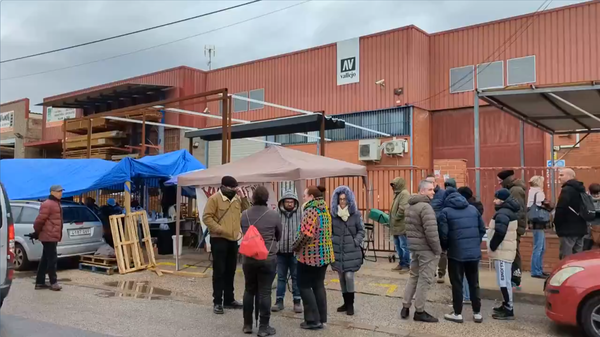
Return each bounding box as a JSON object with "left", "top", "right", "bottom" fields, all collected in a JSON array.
[{"left": 0, "top": 149, "right": 204, "bottom": 200}]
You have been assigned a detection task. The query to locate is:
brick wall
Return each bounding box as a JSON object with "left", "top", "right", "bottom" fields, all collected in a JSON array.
[{"left": 433, "top": 159, "right": 467, "bottom": 187}]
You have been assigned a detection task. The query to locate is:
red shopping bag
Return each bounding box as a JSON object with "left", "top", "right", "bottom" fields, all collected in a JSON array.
[{"left": 239, "top": 225, "right": 269, "bottom": 260}]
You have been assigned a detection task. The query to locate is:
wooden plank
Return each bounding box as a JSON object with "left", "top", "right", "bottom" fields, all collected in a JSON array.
[
  {"left": 66, "top": 130, "right": 127, "bottom": 143},
  {"left": 79, "top": 263, "right": 117, "bottom": 275},
  {"left": 66, "top": 138, "right": 121, "bottom": 150},
  {"left": 151, "top": 269, "right": 208, "bottom": 278},
  {"left": 80, "top": 255, "right": 117, "bottom": 266}
]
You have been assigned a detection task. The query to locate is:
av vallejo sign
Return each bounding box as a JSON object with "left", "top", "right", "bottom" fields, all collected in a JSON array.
[{"left": 337, "top": 37, "right": 360, "bottom": 86}]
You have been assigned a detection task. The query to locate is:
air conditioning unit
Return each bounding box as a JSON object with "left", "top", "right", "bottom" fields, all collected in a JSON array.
[
  {"left": 383, "top": 139, "right": 408, "bottom": 156},
  {"left": 358, "top": 139, "right": 381, "bottom": 162}
]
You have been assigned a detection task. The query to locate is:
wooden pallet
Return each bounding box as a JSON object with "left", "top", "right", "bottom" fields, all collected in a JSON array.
[
  {"left": 80, "top": 255, "right": 117, "bottom": 267},
  {"left": 79, "top": 262, "right": 118, "bottom": 275},
  {"left": 109, "top": 212, "right": 160, "bottom": 275}
]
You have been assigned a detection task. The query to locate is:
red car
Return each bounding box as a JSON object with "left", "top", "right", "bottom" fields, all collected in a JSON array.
[{"left": 545, "top": 249, "right": 600, "bottom": 337}]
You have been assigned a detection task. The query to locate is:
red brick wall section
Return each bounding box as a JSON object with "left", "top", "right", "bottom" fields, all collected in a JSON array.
[{"left": 434, "top": 159, "right": 467, "bottom": 187}]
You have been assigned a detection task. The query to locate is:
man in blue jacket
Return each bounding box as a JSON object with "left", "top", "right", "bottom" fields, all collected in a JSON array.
[{"left": 437, "top": 187, "right": 486, "bottom": 324}]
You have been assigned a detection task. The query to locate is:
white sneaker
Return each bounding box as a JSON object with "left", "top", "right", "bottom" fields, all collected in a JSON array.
[
  {"left": 473, "top": 312, "right": 483, "bottom": 323},
  {"left": 444, "top": 312, "right": 464, "bottom": 323}
]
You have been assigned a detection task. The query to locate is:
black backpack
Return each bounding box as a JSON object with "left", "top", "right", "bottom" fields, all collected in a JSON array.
[{"left": 578, "top": 192, "right": 597, "bottom": 222}]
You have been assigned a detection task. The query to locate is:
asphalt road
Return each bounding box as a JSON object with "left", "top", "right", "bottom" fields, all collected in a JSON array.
[
  {"left": 0, "top": 314, "right": 111, "bottom": 337},
  {"left": 0, "top": 272, "right": 581, "bottom": 337}
]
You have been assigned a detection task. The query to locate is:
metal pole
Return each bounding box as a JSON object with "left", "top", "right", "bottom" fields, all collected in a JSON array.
[
  {"left": 87, "top": 119, "right": 92, "bottom": 159},
  {"left": 204, "top": 141, "right": 209, "bottom": 168},
  {"left": 141, "top": 112, "right": 146, "bottom": 158},
  {"left": 221, "top": 90, "right": 229, "bottom": 164},
  {"left": 474, "top": 91, "right": 481, "bottom": 198},
  {"left": 62, "top": 119, "right": 67, "bottom": 158},
  {"left": 175, "top": 184, "right": 182, "bottom": 271},
  {"left": 410, "top": 107, "right": 414, "bottom": 194},
  {"left": 227, "top": 96, "right": 233, "bottom": 163},
  {"left": 550, "top": 135, "right": 556, "bottom": 203},
  {"left": 520, "top": 120, "right": 525, "bottom": 179}
]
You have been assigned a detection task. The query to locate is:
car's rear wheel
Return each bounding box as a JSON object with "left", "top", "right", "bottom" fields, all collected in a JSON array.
[
  {"left": 14, "top": 243, "right": 31, "bottom": 271},
  {"left": 581, "top": 295, "right": 600, "bottom": 337}
]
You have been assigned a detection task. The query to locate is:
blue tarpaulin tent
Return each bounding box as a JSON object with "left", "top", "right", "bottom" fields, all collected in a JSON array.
[{"left": 0, "top": 150, "right": 204, "bottom": 200}]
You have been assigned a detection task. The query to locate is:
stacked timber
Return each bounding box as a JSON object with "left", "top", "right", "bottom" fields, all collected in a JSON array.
[{"left": 65, "top": 131, "right": 129, "bottom": 160}]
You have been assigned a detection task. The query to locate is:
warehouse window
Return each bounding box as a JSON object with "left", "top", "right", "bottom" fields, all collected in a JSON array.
[
  {"left": 233, "top": 92, "right": 248, "bottom": 113},
  {"left": 249, "top": 89, "right": 265, "bottom": 110},
  {"left": 477, "top": 61, "right": 504, "bottom": 89},
  {"left": 507, "top": 55, "right": 536, "bottom": 86},
  {"left": 449, "top": 65, "right": 474, "bottom": 93},
  {"left": 274, "top": 107, "right": 411, "bottom": 145}
]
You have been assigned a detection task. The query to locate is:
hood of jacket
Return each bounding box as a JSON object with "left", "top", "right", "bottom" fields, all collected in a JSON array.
[
  {"left": 563, "top": 179, "right": 585, "bottom": 193},
  {"left": 496, "top": 196, "right": 521, "bottom": 213},
  {"left": 278, "top": 190, "right": 299, "bottom": 215},
  {"left": 409, "top": 194, "right": 431, "bottom": 205},
  {"left": 502, "top": 176, "right": 526, "bottom": 191},
  {"left": 331, "top": 185, "right": 357, "bottom": 216},
  {"left": 442, "top": 188, "right": 470, "bottom": 209},
  {"left": 391, "top": 177, "right": 406, "bottom": 194}
]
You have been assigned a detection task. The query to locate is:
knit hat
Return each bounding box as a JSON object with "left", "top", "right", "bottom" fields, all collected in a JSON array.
[
  {"left": 497, "top": 170, "right": 515, "bottom": 181},
  {"left": 457, "top": 186, "right": 473, "bottom": 200},
  {"left": 494, "top": 188, "right": 511, "bottom": 201},
  {"left": 444, "top": 178, "right": 457, "bottom": 189},
  {"left": 221, "top": 176, "right": 238, "bottom": 188}
]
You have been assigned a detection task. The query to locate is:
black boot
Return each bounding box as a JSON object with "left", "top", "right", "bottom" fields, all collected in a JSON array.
[
  {"left": 337, "top": 293, "right": 348, "bottom": 312},
  {"left": 346, "top": 293, "right": 355, "bottom": 316}
]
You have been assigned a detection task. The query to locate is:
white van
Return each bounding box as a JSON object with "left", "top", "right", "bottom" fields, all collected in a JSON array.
[{"left": 0, "top": 182, "right": 14, "bottom": 308}]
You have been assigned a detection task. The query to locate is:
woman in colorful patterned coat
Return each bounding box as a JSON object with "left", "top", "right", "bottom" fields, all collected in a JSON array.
[{"left": 293, "top": 185, "right": 334, "bottom": 330}]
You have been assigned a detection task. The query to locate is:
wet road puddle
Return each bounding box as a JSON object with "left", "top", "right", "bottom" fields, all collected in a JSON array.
[{"left": 96, "top": 280, "right": 173, "bottom": 300}]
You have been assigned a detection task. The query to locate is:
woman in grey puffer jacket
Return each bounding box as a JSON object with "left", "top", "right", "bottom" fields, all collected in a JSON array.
[{"left": 330, "top": 185, "right": 365, "bottom": 316}]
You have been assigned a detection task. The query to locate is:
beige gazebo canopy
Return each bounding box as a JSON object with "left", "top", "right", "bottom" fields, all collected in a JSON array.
[{"left": 177, "top": 146, "right": 367, "bottom": 187}]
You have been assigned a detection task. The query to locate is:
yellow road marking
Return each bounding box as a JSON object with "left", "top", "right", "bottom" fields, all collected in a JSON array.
[{"left": 372, "top": 283, "right": 398, "bottom": 296}]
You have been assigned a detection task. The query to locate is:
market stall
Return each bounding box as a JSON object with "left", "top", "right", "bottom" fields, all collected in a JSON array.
[{"left": 173, "top": 145, "right": 368, "bottom": 270}]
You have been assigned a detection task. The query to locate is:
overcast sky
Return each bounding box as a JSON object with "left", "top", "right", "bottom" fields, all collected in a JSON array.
[{"left": 0, "top": 0, "right": 588, "bottom": 111}]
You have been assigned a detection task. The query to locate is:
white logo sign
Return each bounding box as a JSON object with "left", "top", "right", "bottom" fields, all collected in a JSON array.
[
  {"left": 337, "top": 38, "right": 360, "bottom": 86},
  {"left": 46, "top": 107, "right": 77, "bottom": 124},
  {"left": 0, "top": 111, "right": 14, "bottom": 130}
]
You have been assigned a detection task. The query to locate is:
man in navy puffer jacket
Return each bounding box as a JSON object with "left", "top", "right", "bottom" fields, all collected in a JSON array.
[{"left": 437, "top": 188, "right": 486, "bottom": 324}]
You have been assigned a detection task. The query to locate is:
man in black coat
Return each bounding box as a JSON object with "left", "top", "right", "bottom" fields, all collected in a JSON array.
[
  {"left": 497, "top": 170, "right": 526, "bottom": 287},
  {"left": 554, "top": 168, "right": 588, "bottom": 259}
]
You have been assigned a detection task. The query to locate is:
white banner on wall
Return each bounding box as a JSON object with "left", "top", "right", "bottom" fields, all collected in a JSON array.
[
  {"left": 337, "top": 37, "right": 360, "bottom": 86},
  {"left": 195, "top": 184, "right": 277, "bottom": 251},
  {"left": 46, "top": 107, "right": 77, "bottom": 125},
  {"left": 0, "top": 111, "right": 14, "bottom": 130}
]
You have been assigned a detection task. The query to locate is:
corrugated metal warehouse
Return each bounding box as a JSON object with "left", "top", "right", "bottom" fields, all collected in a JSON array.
[{"left": 27, "top": 1, "right": 600, "bottom": 170}]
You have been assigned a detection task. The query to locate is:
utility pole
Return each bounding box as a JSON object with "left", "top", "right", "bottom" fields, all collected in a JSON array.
[{"left": 204, "top": 45, "right": 216, "bottom": 70}]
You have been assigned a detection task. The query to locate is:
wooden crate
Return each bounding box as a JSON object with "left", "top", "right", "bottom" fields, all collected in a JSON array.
[
  {"left": 109, "top": 212, "right": 159, "bottom": 275},
  {"left": 66, "top": 138, "right": 122, "bottom": 150}
]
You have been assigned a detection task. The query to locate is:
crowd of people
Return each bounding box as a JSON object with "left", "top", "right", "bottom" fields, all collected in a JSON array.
[
  {"left": 196, "top": 170, "right": 600, "bottom": 335},
  {"left": 26, "top": 167, "right": 599, "bottom": 335}
]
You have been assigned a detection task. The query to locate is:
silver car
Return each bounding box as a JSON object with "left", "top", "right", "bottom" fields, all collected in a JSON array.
[{"left": 10, "top": 201, "right": 104, "bottom": 271}]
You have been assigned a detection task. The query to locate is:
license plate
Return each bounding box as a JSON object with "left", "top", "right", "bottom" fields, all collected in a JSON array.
[{"left": 69, "top": 228, "right": 92, "bottom": 237}]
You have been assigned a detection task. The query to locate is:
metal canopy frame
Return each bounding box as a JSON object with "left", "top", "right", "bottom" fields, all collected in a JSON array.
[
  {"left": 473, "top": 81, "right": 600, "bottom": 201},
  {"left": 183, "top": 113, "right": 345, "bottom": 141}
]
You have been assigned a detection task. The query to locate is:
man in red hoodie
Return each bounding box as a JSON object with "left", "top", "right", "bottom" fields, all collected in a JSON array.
[{"left": 33, "top": 185, "right": 64, "bottom": 291}]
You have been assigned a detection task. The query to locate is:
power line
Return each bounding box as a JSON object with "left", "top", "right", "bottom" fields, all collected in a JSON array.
[
  {"left": 0, "top": 0, "right": 262, "bottom": 64},
  {"left": 408, "top": 0, "right": 552, "bottom": 107},
  {"left": 1, "top": 1, "right": 311, "bottom": 81}
]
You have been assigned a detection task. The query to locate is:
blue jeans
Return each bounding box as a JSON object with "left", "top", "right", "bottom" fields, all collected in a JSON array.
[
  {"left": 531, "top": 229, "right": 546, "bottom": 276},
  {"left": 393, "top": 235, "right": 411, "bottom": 268},
  {"left": 463, "top": 277, "right": 470, "bottom": 301},
  {"left": 276, "top": 253, "right": 300, "bottom": 301}
]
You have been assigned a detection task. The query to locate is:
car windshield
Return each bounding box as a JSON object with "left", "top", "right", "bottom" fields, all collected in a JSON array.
[{"left": 63, "top": 206, "right": 99, "bottom": 223}]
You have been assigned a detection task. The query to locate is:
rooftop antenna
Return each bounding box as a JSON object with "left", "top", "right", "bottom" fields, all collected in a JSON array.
[{"left": 204, "top": 45, "right": 216, "bottom": 70}]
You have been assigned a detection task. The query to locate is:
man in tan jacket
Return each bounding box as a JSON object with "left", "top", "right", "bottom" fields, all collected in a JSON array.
[{"left": 203, "top": 176, "right": 250, "bottom": 314}]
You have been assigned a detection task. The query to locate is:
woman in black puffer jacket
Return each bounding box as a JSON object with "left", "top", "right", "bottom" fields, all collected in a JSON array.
[{"left": 330, "top": 185, "right": 365, "bottom": 316}]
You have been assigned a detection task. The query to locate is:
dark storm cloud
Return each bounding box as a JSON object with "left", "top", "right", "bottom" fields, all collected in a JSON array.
[{"left": 0, "top": 0, "right": 587, "bottom": 111}]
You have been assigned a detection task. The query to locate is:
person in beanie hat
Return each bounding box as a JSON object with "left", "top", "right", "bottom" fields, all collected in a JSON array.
[
  {"left": 496, "top": 170, "right": 526, "bottom": 288},
  {"left": 488, "top": 188, "right": 520, "bottom": 320},
  {"left": 203, "top": 175, "right": 250, "bottom": 314},
  {"left": 389, "top": 177, "right": 411, "bottom": 272},
  {"left": 431, "top": 178, "right": 457, "bottom": 284}
]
